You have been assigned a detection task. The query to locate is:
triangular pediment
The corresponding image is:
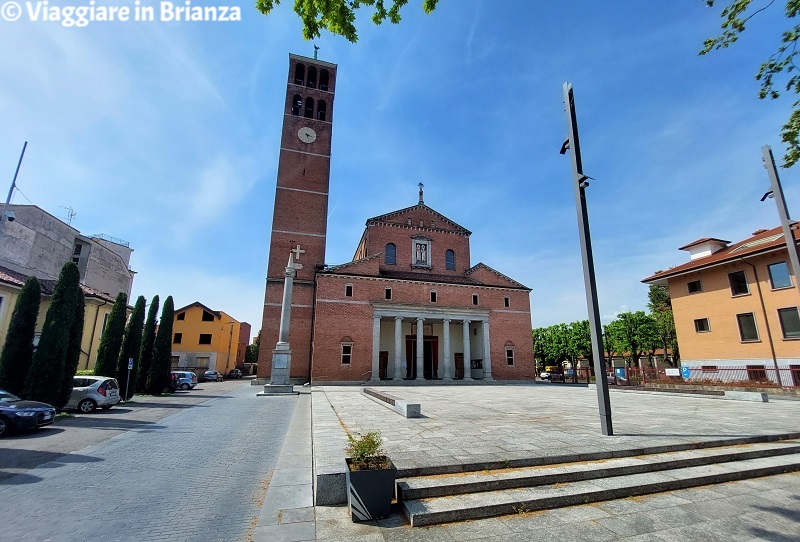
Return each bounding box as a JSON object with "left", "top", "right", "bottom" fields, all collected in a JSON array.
[
  {"left": 466, "top": 263, "right": 530, "bottom": 290},
  {"left": 366, "top": 203, "right": 471, "bottom": 236}
]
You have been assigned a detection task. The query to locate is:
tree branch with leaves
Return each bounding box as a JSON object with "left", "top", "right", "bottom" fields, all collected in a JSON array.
[
  {"left": 702, "top": 0, "right": 800, "bottom": 166},
  {"left": 256, "top": 0, "right": 439, "bottom": 42}
]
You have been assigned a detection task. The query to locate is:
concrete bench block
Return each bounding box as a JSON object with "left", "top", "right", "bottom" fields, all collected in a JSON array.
[
  {"left": 724, "top": 391, "right": 769, "bottom": 402},
  {"left": 363, "top": 388, "right": 421, "bottom": 418}
]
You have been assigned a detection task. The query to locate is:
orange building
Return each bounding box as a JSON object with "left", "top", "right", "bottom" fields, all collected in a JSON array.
[
  {"left": 643, "top": 227, "right": 800, "bottom": 386},
  {"left": 171, "top": 302, "right": 251, "bottom": 377}
]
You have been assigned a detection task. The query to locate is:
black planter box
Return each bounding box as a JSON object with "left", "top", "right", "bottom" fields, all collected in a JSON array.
[{"left": 345, "top": 457, "right": 397, "bottom": 522}]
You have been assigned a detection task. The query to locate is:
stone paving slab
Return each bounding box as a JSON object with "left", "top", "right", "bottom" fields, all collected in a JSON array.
[
  {"left": 314, "top": 385, "right": 800, "bottom": 476},
  {"left": 300, "top": 384, "right": 800, "bottom": 539}
]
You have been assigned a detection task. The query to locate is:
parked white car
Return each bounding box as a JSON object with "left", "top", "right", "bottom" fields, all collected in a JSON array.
[{"left": 66, "top": 376, "right": 121, "bottom": 413}]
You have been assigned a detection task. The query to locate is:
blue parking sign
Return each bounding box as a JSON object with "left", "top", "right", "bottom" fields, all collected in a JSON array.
[
  {"left": 681, "top": 366, "right": 690, "bottom": 379},
  {"left": 614, "top": 367, "right": 625, "bottom": 378}
]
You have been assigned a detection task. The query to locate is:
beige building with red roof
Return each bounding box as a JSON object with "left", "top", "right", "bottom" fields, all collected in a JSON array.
[
  {"left": 0, "top": 265, "right": 118, "bottom": 371},
  {"left": 643, "top": 227, "right": 800, "bottom": 386}
]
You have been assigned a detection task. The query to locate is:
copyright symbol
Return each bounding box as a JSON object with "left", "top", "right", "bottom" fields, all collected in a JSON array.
[{"left": 1, "top": 1, "right": 21, "bottom": 21}]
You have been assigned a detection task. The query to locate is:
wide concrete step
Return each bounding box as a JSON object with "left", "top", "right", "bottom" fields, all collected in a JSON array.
[
  {"left": 401, "top": 452, "right": 800, "bottom": 527},
  {"left": 397, "top": 440, "right": 800, "bottom": 500}
]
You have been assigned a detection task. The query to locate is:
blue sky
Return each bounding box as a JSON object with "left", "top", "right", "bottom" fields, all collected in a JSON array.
[{"left": 0, "top": 1, "right": 794, "bottom": 339}]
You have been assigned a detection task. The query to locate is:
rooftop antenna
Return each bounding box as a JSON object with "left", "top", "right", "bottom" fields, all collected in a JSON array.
[
  {"left": 418, "top": 182, "right": 424, "bottom": 204},
  {"left": 59, "top": 205, "right": 77, "bottom": 226},
  {"left": 1, "top": 141, "right": 27, "bottom": 224},
  {"left": 313, "top": 44, "right": 319, "bottom": 60}
]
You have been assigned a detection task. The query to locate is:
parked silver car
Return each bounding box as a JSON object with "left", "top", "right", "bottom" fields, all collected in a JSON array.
[
  {"left": 171, "top": 371, "right": 198, "bottom": 390},
  {"left": 66, "top": 376, "right": 121, "bottom": 413},
  {"left": 203, "top": 370, "right": 223, "bottom": 382}
]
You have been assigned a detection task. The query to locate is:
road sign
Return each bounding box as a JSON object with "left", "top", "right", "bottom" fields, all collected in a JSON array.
[
  {"left": 614, "top": 367, "right": 626, "bottom": 378},
  {"left": 681, "top": 366, "right": 690, "bottom": 379},
  {"left": 128, "top": 358, "right": 134, "bottom": 370}
]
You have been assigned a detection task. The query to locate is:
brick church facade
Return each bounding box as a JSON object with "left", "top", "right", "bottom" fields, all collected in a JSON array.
[{"left": 258, "top": 54, "right": 534, "bottom": 383}]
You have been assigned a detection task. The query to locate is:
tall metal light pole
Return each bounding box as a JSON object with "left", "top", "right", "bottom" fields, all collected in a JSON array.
[
  {"left": 226, "top": 321, "right": 236, "bottom": 372},
  {"left": 560, "top": 82, "right": 613, "bottom": 436},
  {"left": 761, "top": 145, "right": 800, "bottom": 296},
  {"left": 1, "top": 141, "right": 27, "bottom": 223}
]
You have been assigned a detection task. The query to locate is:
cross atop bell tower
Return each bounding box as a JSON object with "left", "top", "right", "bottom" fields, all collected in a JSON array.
[{"left": 258, "top": 54, "right": 338, "bottom": 383}]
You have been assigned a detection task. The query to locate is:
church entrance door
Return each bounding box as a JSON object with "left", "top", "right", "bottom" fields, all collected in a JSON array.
[{"left": 404, "top": 336, "right": 439, "bottom": 380}]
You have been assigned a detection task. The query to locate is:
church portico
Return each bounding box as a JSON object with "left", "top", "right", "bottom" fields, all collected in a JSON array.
[{"left": 370, "top": 304, "right": 491, "bottom": 383}]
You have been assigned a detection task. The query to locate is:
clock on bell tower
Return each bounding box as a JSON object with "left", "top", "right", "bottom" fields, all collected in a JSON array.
[{"left": 258, "top": 53, "right": 337, "bottom": 382}]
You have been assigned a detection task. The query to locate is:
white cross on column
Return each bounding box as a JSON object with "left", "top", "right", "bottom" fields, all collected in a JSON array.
[{"left": 291, "top": 244, "right": 305, "bottom": 260}]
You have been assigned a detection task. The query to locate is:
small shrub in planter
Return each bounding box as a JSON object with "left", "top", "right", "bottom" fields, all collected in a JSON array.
[{"left": 345, "top": 431, "right": 396, "bottom": 522}]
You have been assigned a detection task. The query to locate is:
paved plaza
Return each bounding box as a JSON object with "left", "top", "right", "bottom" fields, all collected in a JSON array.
[
  {"left": 315, "top": 384, "right": 800, "bottom": 473},
  {"left": 306, "top": 384, "right": 800, "bottom": 542},
  {"left": 2, "top": 382, "right": 799, "bottom": 541}
]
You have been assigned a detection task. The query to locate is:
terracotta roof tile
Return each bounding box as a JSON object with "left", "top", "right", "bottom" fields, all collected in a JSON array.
[{"left": 643, "top": 226, "right": 800, "bottom": 283}]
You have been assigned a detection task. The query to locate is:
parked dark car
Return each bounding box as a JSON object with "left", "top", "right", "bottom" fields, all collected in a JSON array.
[
  {"left": 0, "top": 389, "right": 56, "bottom": 437},
  {"left": 203, "top": 370, "right": 223, "bottom": 382},
  {"left": 227, "top": 369, "right": 243, "bottom": 379}
]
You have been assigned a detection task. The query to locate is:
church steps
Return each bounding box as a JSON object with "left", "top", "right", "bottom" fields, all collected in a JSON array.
[
  {"left": 397, "top": 440, "right": 800, "bottom": 527},
  {"left": 395, "top": 431, "right": 800, "bottom": 478},
  {"left": 396, "top": 439, "right": 800, "bottom": 501}
]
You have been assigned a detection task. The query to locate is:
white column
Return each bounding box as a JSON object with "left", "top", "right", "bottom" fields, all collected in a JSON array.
[
  {"left": 462, "top": 319, "right": 472, "bottom": 380},
  {"left": 371, "top": 316, "right": 381, "bottom": 382},
  {"left": 482, "top": 320, "right": 492, "bottom": 380},
  {"left": 442, "top": 318, "right": 452, "bottom": 380},
  {"left": 393, "top": 316, "right": 403, "bottom": 381},
  {"left": 416, "top": 317, "right": 425, "bottom": 381}
]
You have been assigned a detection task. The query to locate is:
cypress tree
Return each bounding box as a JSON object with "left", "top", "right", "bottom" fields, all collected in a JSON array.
[
  {"left": 56, "top": 289, "right": 85, "bottom": 410},
  {"left": 146, "top": 296, "right": 174, "bottom": 394},
  {"left": 116, "top": 295, "right": 145, "bottom": 400},
  {"left": 24, "top": 263, "right": 80, "bottom": 404},
  {"left": 0, "top": 276, "right": 41, "bottom": 396},
  {"left": 136, "top": 295, "right": 159, "bottom": 393},
  {"left": 93, "top": 292, "right": 128, "bottom": 377}
]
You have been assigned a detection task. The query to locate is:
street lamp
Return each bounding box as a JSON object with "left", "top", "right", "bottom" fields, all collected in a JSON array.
[
  {"left": 225, "top": 321, "right": 236, "bottom": 373},
  {"left": 560, "top": 82, "right": 613, "bottom": 436},
  {"left": 760, "top": 145, "right": 800, "bottom": 297}
]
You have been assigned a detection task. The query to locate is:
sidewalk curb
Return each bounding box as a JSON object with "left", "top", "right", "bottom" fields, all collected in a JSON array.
[{"left": 253, "top": 390, "right": 316, "bottom": 542}]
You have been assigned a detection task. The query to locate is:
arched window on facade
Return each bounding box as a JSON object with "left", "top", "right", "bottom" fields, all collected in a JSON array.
[
  {"left": 445, "top": 249, "right": 456, "bottom": 270},
  {"left": 294, "top": 64, "right": 305, "bottom": 85},
  {"left": 385, "top": 243, "right": 397, "bottom": 265},
  {"left": 304, "top": 97, "right": 315, "bottom": 118},
  {"left": 317, "top": 100, "right": 327, "bottom": 121},
  {"left": 291, "top": 94, "right": 302, "bottom": 116},
  {"left": 307, "top": 66, "right": 317, "bottom": 89},
  {"left": 320, "top": 69, "right": 330, "bottom": 91}
]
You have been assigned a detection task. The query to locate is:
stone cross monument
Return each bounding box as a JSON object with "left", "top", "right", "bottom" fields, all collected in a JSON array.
[{"left": 258, "top": 252, "right": 303, "bottom": 396}]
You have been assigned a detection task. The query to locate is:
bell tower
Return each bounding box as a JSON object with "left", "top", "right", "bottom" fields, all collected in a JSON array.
[{"left": 258, "top": 54, "right": 337, "bottom": 381}]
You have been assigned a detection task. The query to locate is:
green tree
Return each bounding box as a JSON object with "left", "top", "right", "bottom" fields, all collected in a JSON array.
[
  {"left": 616, "top": 311, "right": 659, "bottom": 368},
  {"left": 57, "top": 290, "right": 85, "bottom": 410},
  {"left": 567, "top": 320, "right": 592, "bottom": 363},
  {"left": 652, "top": 308, "right": 680, "bottom": 366},
  {"left": 93, "top": 293, "right": 128, "bottom": 377},
  {"left": 647, "top": 282, "right": 671, "bottom": 312},
  {"left": 647, "top": 279, "right": 680, "bottom": 366},
  {"left": 115, "top": 295, "right": 146, "bottom": 400},
  {"left": 702, "top": 1, "right": 800, "bottom": 166},
  {"left": 603, "top": 320, "right": 626, "bottom": 369},
  {"left": 532, "top": 327, "right": 547, "bottom": 370},
  {"left": 256, "top": 0, "right": 439, "bottom": 42},
  {"left": 24, "top": 263, "right": 81, "bottom": 404},
  {"left": 146, "top": 296, "right": 174, "bottom": 394},
  {"left": 136, "top": 295, "right": 159, "bottom": 393},
  {"left": 244, "top": 332, "right": 260, "bottom": 365},
  {"left": 0, "top": 277, "right": 41, "bottom": 396}
]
